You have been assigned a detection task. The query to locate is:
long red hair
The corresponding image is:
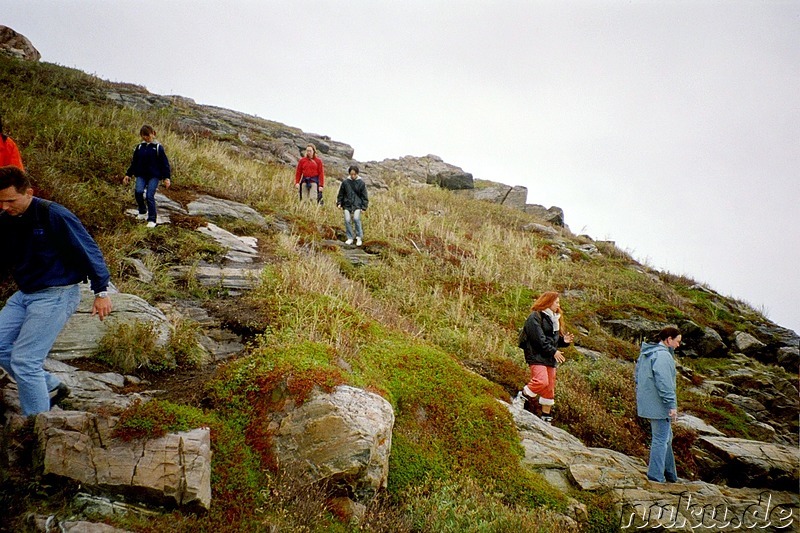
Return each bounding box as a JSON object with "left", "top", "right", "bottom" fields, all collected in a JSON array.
[{"left": 531, "top": 291, "right": 564, "bottom": 330}]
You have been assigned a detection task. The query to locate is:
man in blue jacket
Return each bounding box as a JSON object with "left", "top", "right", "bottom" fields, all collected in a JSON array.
[
  {"left": 635, "top": 326, "right": 682, "bottom": 483},
  {"left": 0, "top": 166, "right": 112, "bottom": 416}
]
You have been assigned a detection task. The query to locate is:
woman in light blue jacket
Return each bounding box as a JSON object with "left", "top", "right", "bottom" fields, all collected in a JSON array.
[{"left": 635, "top": 326, "right": 682, "bottom": 483}]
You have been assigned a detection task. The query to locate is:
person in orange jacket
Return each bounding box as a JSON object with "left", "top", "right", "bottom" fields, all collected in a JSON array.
[
  {"left": 295, "top": 143, "right": 324, "bottom": 203},
  {"left": 0, "top": 114, "right": 24, "bottom": 170}
]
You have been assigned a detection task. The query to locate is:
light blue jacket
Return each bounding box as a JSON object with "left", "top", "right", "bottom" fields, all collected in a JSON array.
[{"left": 635, "top": 341, "right": 677, "bottom": 419}]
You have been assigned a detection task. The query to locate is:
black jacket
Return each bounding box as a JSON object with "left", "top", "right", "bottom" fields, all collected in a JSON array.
[
  {"left": 336, "top": 177, "right": 369, "bottom": 211},
  {"left": 126, "top": 141, "right": 171, "bottom": 180},
  {"left": 520, "top": 311, "right": 569, "bottom": 367}
]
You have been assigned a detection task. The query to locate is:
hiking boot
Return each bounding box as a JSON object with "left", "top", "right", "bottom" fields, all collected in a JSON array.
[
  {"left": 539, "top": 414, "right": 553, "bottom": 424},
  {"left": 356, "top": 237, "right": 362, "bottom": 247},
  {"left": 146, "top": 221, "right": 157, "bottom": 228},
  {"left": 519, "top": 391, "right": 539, "bottom": 415},
  {"left": 49, "top": 383, "right": 70, "bottom": 408},
  {"left": 345, "top": 238, "right": 354, "bottom": 245},
  {"left": 136, "top": 213, "right": 148, "bottom": 221}
]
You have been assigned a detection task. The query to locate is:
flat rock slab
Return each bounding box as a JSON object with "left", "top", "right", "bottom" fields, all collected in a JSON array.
[
  {"left": 170, "top": 263, "right": 263, "bottom": 290},
  {"left": 187, "top": 195, "right": 267, "bottom": 226},
  {"left": 197, "top": 222, "right": 259, "bottom": 263}
]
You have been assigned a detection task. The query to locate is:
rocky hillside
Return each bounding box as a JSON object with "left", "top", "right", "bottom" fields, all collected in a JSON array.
[{"left": 1, "top": 28, "right": 798, "bottom": 532}]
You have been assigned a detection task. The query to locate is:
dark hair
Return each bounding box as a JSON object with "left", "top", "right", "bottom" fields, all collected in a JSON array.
[
  {"left": 0, "top": 114, "right": 6, "bottom": 141},
  {"left": 348, "top": 165, "right": 359, "bottom": 174},
  {"left": 140, "top": 124, "right": 156, "bottom": 137},
  {"left": 0, "top": 165, "right": 31, "bottom": 192},
  {"left": 657, "top": 326, "right": 681, "bottom": 342}
]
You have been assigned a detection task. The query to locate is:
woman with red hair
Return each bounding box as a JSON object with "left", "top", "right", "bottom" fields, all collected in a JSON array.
[{"left": 517, "top": 291, "right": 574, "bottom": 423}]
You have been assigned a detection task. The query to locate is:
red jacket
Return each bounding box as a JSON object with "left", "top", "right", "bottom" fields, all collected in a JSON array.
[
  {"left": 0, "top": 136, "right": 24, "bottom": 170},
  {"left": 295, "top": 156, "right": 324, "bottom": 187}
]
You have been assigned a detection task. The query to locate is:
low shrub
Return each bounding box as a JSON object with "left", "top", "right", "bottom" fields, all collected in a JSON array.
[{"left": 93, "top": 321, "right": 173, "bottom": 374}]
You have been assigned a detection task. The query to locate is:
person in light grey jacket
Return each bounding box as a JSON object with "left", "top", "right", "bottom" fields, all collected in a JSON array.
[{"left": 635, "top": 326, "right": 681, "bottom": 483}]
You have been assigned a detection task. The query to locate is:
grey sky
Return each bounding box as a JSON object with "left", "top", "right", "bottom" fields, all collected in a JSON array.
[{"left": 3, "top": 1, "right": 798, "bottom": 332}]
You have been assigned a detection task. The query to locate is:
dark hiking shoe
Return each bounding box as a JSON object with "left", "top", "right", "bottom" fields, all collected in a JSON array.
[
  {"left": 517, "top": 390, "right": 539, "bottom": 414},
  {"left": 49, "top": 383, "right": 70, "bottom": 408},
  {"left": 539, "top": 414, "right": 553, "bottom": 424}
]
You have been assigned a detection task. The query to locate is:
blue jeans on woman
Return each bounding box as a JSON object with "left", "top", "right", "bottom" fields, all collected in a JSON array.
[
  {"left": 0, "top": 285, "right": 81, "bottom": 416},
  {"left": 647, "top": 418, "right": 678, "bottom": 482},
  {"left": 135, "top": 176, "right": 161, "bottom": 223},
  {"left": 344, "top": 209, "right": 363, "bottom": 240}
]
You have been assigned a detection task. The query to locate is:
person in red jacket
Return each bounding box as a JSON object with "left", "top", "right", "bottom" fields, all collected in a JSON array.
[
  {"left": 295, "top": 144, "right": 324, "bottom": 203},
  {"left": 0, "top": 114, "right": 24, "bottom": 170}
]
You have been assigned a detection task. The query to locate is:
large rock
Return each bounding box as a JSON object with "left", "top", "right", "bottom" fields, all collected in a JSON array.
[
  {"left": 187, "top": 195, "right": 268, "bottom": 226},
  {"left": 35, "top": 411, "right": 211, "bottom": 511},
  {"left": 363, "top": 155, "right": 473, "bottom": 190},
  {"left": 678, "top": 320, "right": 727, "bottom": 358},
  {"left": 509, "top": 396, "right": 647, "bottom": 492},
  {"left": 675, "top": 413, "right": 726, "bottom": 437},
  {"left": 524, "top": 204, "right": 565, "bottom": 227},
  {"left": 455, "top": 181, "right": 529, "bottom": 210},
  {"left": 272, "top": 385, "right": 394, "bottom": 501},
  {"left": 692, "top": 436, "right": 799, "bottom": 491},
  {"left": 603, "top": 316, "right": 666, "bottom": 344},
  {"left": 50, "top": 286, "right": 170, "bottom": 360},
  {"left": 197, "top": 222, "right": 259, "bottom": 263},
  {"left": 0, "top": 26, "right": 40, "bottom": 61},
  {"left": 776, "top": 345, "right": 799, "bottom": 372},
  {"left": 731, "top": 331, "right": 766, "bottom": 357}
]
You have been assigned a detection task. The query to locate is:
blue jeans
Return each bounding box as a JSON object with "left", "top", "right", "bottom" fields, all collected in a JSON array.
[
  {"left": 135, "top": 176, "right": 161, "bottom": 222},
  {"left": 344, "top": 209, "right": 363, "bottom": 240},
  {"left": 0, "top": 285, "right": 81, "bottom": 416},
  {"left": 647, "top": 418, "right": 678, "bottom": 482}
]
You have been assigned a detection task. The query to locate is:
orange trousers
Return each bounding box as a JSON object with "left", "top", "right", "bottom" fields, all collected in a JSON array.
[{"left": 525, "top": 364, "right": 557, "bottom": 405}]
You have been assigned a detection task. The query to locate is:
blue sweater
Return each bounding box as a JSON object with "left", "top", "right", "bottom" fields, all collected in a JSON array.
[
  {"left": 0, "top": 198, "right": 110, "bottom": 294},
  {"left": 635, "top": 341, "right": 677, "bottom": 419},
  {"left": 126, "top": 141, "right": 171, "bottom": 180}
]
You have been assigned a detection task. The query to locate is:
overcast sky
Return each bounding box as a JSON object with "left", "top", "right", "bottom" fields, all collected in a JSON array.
[{"left": 3, "top": 1, "right": 798, "bottom": 333}]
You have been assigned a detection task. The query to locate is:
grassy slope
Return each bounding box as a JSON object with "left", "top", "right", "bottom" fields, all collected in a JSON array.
[{"left": 0, "top": 55, "right": 779, "bottom": 532}]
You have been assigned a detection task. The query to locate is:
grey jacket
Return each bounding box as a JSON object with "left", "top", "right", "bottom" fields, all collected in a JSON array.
[{"left": 635, "top": 341, "right": 677, "bottom": 419}]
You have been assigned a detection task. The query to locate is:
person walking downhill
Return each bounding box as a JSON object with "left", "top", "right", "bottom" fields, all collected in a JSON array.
[
  {"left": 636, "top": 326, "right": 682, "bottom": 483},
  {"left": 517, "top": 291, "right": 574, "bottom": 424},
  {"left": 336, "top": 165, "right": 369, "bottom": 246},
  {"left": 123, "top": 125, "right": 171, "bottom": 228},
  {"left": 0, "top": 166, "right": 112, "bottom": 417},
  {"left": 0, "top": 114, "right": 24, "bottom": 170},
  {"left": 295, "top": 143, "right": 324, "bottom": 203}
]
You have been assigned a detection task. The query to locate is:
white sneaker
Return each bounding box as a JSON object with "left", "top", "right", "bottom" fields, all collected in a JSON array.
[
  {"left": 146, "top": 221, "right": 157, "bottom": 228},
  {"left": 136, "top": 213, "right": 147, "bottom": 221},
  {"left": 345, "top": 239, "right": 354, "bottom": 245},
  {"left": 356, "top": 237, "right": 362, "bottom": 247}
]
